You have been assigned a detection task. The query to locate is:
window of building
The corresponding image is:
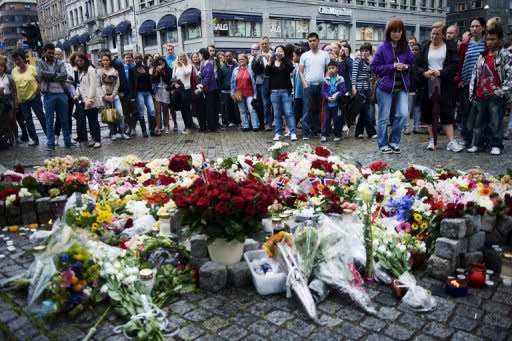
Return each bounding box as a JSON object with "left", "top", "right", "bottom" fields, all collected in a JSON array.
[
  {"left": 378, "top": 0, "right": 386, "bottom": 7},
  {"left": 356, "top": 0, "right": 365, "bottom": 5},
  {"left": 419, "top": 26, "right": 430, "bottom": 42},
  {"left": 368, "top": 0, "right": 375, "bottom": 5},
  {"left": 269, "top": 18, "right": 309, "bottom": 39},
  {"left": 122, "top": 32, "right": 132, "bottom": 46},
  {"left": 356, "top": 25, "right": 384, "bottom": 41},
  {"left": 510, "top": 0, "right": 512, "bottom": 9},
  {"left": 80, "top": 7, "right": 83, "bottom": 22},
  {"left": 420, "top": 0, "right": 427, "bottom": 8},
  {"left": 213, "top": 18, "right": 262, "bottom": 38},
  {"left": 472, "top": 0, "right": 482, "bottom": 8},
  {"left": 139, "top": 0, "right": 155, "bottom": 9},
  {"left": 183, "top": 23, "right": 201, "bottom": 40},
  {"left": 24, "top": 4, "right": 31, "bottom": 9},
  {"left": 161, "top": 30, "right": 178, "bottom": 43},
  {"left": 317, "top": 22, "right": 350, "bottom": 40},
  {"left": 390, "top": 0, "right": 398, "bottom": 9},
  {"left": 400, "top": 0, "right": 407, "bottom": 10},
  {"left": 142, "top": 33, "right": 157, "bottom": 47},
  {"left": 410, "top": 0, "right": 416, "bottom": 9}
]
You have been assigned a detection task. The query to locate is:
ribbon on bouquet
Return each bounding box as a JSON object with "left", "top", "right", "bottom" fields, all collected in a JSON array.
[{"left": 112, "top": 294, "right": 179, "bottom": 339}]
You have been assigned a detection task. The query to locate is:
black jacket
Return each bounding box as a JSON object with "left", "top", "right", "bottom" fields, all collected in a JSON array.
[{"left": 415, "top": 40, "right": 459, "bottom": 112}]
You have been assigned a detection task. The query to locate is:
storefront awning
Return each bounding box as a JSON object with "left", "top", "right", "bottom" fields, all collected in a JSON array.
[
  {"left": 139, "top": 20, "right": 156, "bottom": 35},
  {"left": 356, "top": 22, "right": 386, "bottom": 29},
  {"left": 69, "top": 35, "right": 80, "bottom": 45},
  {"left": 62, "top": 40, "right": 71, "bottom": 50},
  {"left": 55, "top": 41, "right": 63, "bottom": 49},
  {"left": 157, "top": 15, "right": 177, "bottom": 31},
  {"left": 78, "top": 33, "right": 91, "bottom": 44},
  {"left": 317, "top": 17, "right": 351, "bottom": 24},
  {"left": 115, "top": 21, "right": 132, "bottom": 34},
  {"left": 178, "top": 8, "right": 201, "bottom": 26},
  {"left": 213, "top": 13, "right": 262, "bottom": 23},
  {"left": 101, "top": 25, "right": 116, "bottom": 37}
]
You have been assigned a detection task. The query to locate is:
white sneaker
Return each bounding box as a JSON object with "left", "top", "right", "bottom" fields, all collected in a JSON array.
[
  {"left": 122, "top": 134, "right": 130, "bottom": 140},
  {"left": 342, "top": 125, "right": 349, "bottom": 132},
  {"left": 284, "top": 131, "right": 291, "bottom": 137},
  {"left": 320, "top": 136, "right": 327, "bottom": 142},
  {"left": 181, "top": 129, "right": 190, "bottom": 135},
  {"left": 357, "top": 134, "right": 364, "bottom": 139},
  {"left": 427, "top": 139, "right": 435, "bottom": 151},
  {"left": 467, "top": 146, "right": 479, "bottom": 153},
  {"left": 333, "top": 137, "right": 341, "bottom": 142},
  {"left": 490, "top": 147, "right": 501, "bottom": 155},
  {"left": 111, "top": 134, "right": 119, "bottom": 141},
  {"left": 273, "top": 134, "right": 281, "bottom": 141},
  {"left": 446, "top": 140, "right": 463, "bottom": 152},
  {"left": 290, "top": 133, "right": 297, "bottom": 141},
  {"left": 371, "top": 134, "right": 377, "bottom": 139}
]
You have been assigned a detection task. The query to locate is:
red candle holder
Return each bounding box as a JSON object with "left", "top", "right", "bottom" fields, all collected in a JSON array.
[
  {"left": 468, "top": 262, "right": 486, "bottom": 288},
  {"left": 445, "top": 278, "right": 468, "bottom": 297}
]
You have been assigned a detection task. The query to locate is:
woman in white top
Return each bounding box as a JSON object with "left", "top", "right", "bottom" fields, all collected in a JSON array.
[
  {"left": 0, "top": 59, "right": 17, "bottom": 146},
  {"left": 415, "top": 22, "right": 462, "bottom": 152},
  {"left": 74, "top": 53, "right": 102, "bottom": 148},
  {"left": 173, "top": 53, "right": 193, "bottom": 134}
]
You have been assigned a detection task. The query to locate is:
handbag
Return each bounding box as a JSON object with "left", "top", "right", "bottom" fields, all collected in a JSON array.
[
  {"left": 231, "top": 90, "right": 243, "bottom": 103},
  {"left": 101, "top": 103, "right": 121, "bottom": 124}
]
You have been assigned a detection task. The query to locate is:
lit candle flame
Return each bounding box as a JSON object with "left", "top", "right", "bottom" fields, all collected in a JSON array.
[
  {"left": 48, "top": 219, "right": 53, "bottom": 225},
  {"left": 449, "top": 279, "right": 460, "bottom": 288}
]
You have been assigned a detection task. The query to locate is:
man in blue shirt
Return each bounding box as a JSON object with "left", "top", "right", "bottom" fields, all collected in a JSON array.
[{"left": 165, "top": 43, "right": 177, "bottom": 69}]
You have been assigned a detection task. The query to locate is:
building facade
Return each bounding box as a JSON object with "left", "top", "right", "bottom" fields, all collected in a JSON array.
[
  {"left": 0, "top": 0, "right": 38, "bottom": 53},
  {"left": 37, "top": 0, "right": 67, "bottom": 46},
  {"left": 446, "top": 0, "right": 511, "bottom": 39},
  {"left": 43, "top": 0, "right": 446, "bottom": 60}
]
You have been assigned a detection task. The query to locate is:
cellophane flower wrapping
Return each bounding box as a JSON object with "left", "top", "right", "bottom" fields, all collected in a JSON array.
[
  {"left": 312, "top": 215, "right": 377, "bottom": 314},
  {"left": 293, "top": 222, "right": 320, "bottom": 281}
]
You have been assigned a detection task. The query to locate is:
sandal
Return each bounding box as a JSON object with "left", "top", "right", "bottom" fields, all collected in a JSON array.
[{"left": 93, "top": 142, "right": 102, "bottom": 148}]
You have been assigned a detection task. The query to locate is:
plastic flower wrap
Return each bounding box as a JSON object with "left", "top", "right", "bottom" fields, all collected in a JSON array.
[
  {"left": 374, "top": 228, "right": 411, "bottom": 278},
  {"left": 312, "top": 215, "right": 376, "bottom": 314},
  {"left": 293, "top": 222, "right": 319, "bottom": 280},
  {"left": 268, "top": 142, "right": 289, "bottom": 160}
]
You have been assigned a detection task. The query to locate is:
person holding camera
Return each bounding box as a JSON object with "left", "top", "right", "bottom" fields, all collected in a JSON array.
[
  {"left": 266, "top": 45, "right": 296, "bottom": 141},
  {"left": 75, "top": 53, "right": 102, "bottom": 148},
  {"left": 151, "top": 56, "right": 173, "bottom": 135},
  {"left": 231, "top": 54, "right": 259, "bottom": 131}
]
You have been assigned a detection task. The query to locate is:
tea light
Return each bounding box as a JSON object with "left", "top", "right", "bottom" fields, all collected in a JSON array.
[
  {"left": 139, "top": 268, "right": 155, "bottom": 295},
  {"left": 29, "top": 224, "right": 39, "bottom": 230},
  {"left": 445, "top": 278, "right": 468, "bottom": 297},
  {"left": 33, "top": 245, "right": 46, "bottom": 253},
  {"left": 7, "top": 225, "right": 18, "bottom": 233},
  {"left": 468, "top": 263, "right": 486, "bottom": 288},
  {"left": 485, "top": 280, "right": 495, "bottom": 287},
  {"left": 486, "top": 269, "right": 494, "bottom": 281},
  {"left": 457, "top": 274, "right": 467, "bottom": 280},
  {"left": 456, "top": 268, "right": 466, "bottom": 275}
]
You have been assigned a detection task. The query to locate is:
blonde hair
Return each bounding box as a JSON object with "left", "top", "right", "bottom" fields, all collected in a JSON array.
[
  {"left": 177, "top": 52, "right": 190, "bottom": 66},
  {"left": 0, "top": 60, "right": 7, "bottom": 73},
  {"left": 431, "top": 22, "right": 447, "bottom": 35},
  {"left": 238, "top": 54, "right": 249, "bottom": 63}
]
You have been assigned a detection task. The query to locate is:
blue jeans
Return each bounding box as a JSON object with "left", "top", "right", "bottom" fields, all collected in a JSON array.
[
  {"left": 237, "top": 96, "right": 259, "bottom": 129},
  {"left": 460, "top": 84, "right": 476, "bottom": 145},
  {"left": 474, "top": 95, "right": 505, "bottom": 149},
  {"left": 44, "top": 93, "right": 70, "bottom": 146},
  {"left": 136, "top": 91, "right": 156, "bottom": 119},
  {"left": 405, "top": 93, "right": 421, "bottom": 131},
  {"left": 376, "top": 89, "right": 408, "bottom": 148},
  {"left": 261, "top": 78, "right": 271, "bottom": 126},
  {"left": 321, "top": 105, "right": 343, "bottom": 138},
  {"left": 19, "top": 95, "right": 45, "bottom": 142},
  {"left": 302, "top": 84, "right": 322, "bottom": 136},
  {"left": 271, "top": 91, "right": 296, "bottom": 135},
  {"left": 355, "top": 98, "right": 376, "bottom": 137}
]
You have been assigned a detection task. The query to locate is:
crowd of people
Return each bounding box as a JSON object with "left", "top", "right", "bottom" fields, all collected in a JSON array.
[{"left": 0, "top": 16, "right": 511, "bottom": 155}]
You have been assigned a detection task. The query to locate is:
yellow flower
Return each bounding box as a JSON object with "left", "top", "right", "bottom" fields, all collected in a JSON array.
[
  {"left": 91, "top": 223, "right": 99, "bottom": 232},
  {"left": 97, "top": 215, "right": 105, "bottom": 224},
  {"left": 413, "top": 213, "right": 422, "bottom": 223},
  {"left": 411, "top": 223, "right": 419, "bottom": 231},
  {"left": 421, "top": 221, "right": 428, "bottom": 229},
  {"left": 81, "top": 211, "right": 91, "bottom": 218}
]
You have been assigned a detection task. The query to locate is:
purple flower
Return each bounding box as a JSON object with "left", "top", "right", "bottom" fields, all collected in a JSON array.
[{"left": 395, "top": 221, "right": 411, "bottom": 234}]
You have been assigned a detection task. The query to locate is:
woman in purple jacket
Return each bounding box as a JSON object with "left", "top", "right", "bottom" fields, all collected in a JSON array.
[
  {"left": 198, "top": 48, "right": 218, "bottom": 132},
  {"left": 370, "top": 18, "right": 415, "bottom": 154}
]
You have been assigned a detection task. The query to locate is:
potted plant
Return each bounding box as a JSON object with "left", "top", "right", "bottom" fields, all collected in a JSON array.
[{"left": 172, "top": 171, "right": 277, "bottom": 265}]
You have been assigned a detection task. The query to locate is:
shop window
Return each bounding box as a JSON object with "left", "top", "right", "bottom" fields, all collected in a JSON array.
[
  {"left": 317, "top": 22, "right": 350, "bottom": 41},
  {"left": 161, "top": 30, "right": 178, "bottom": 43},
  {"left": 356, "top": 26, "right": 384, "bottom": 41},
  {"left": 269, "top": 18, "right": 309, "bottom": 39},
  {"left": 213, "top": 19, "right": 261, "bottom": 38},
  {"left": 122, "top": 32, "right": 133, "bottom": 46},
  {"left": 184, "top": 24, "right": 201, "bottom": 40},
  {"left": 142, "top": 33, "right": 157, "bottom": 47}
]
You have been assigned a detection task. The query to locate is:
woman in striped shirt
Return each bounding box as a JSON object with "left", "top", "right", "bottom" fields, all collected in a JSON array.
[{"left": 351, "top": 43, "right": 377, "bottom": 139}]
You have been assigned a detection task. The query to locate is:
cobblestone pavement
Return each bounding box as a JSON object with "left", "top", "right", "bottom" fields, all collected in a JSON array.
[
  {"left": 1, "top": 123, "right": 512, "bottom": 340},
  {"left": 1, "top": 121, "right": 512, "bottom": 175}
]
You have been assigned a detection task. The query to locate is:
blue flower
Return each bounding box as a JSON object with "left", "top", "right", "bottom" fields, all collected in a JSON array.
[
  {"left": 59, "top": 254, "right": 70, "bottom": 263},
  {"left": 386, "top": 195, "right": 415, "bottom": 221},
  {"left": 71, "top": 262, "right": 82, "bottom": 273},
  {"left": 87, "top": 200, "right": 96, "bottom": 211},
  {"left": 70, "top": 293, "right": 83, "bottom": 305}
]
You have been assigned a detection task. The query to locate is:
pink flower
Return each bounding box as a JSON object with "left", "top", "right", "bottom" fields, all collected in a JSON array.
[{"left": 395, "top": 221, "right": 411, "bottom": 234}]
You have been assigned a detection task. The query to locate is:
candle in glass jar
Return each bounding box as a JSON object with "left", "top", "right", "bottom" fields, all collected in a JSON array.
[{"left": 468, "top": 263, "right": 486, "bottom": 288}]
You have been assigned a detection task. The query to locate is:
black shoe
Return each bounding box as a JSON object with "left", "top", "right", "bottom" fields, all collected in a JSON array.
[
  {"left": 46, "top": 145, "right": 56, "bottom": 151},
  {"left": 21, "top": 136, "right": 29, "bottom": 142},
  {"left": 253, "top": 128, "right": 260, "bottom": 132},
  {"left": 241, "top": 127, "right": 250, "bottom": 132},
  {"left": 28, "top": 140, "right": 39, "bottom": 146},
  {"left": 390, "top": 145, "right": 401, "bottom": 154},
  {"left": 65, "top": 142, "right": 77, "bottom": 148}
]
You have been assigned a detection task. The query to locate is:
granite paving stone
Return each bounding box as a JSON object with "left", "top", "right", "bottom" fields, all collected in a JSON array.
[
  {"left": 218, "top": 324, "right": 248, "bottom": 340},
  {"left": 285, "top": 318, "right": 316, "bottom": 337},
  {"left": 269, "top": 329, "right": 302, "bottom": 341},
  {"left": 476, "top": 324, "right": 510, "bottom": 341},
  {"left": 360, "top": 316, "right": 388, "bottom": 332},
  {"left": 202, "top": 316, "right": 230, "bottom": 333},
  {"left": 449, "top": 315, "right": 479, "bottom": 331},
  {"left": 365, "top": 333, "right": 396, "bottom": 341},
  {"left": 384, "top": 324, "right": 416, "bottom": 340},
  {"left": 264, "top": 310, "right": 294, "bottom": 326},
  {"left": 337, "top": 322, "right": 367, "bottom": 339},
  {"left": 177, "top": 325, "right": 204, "bottom": 340},
  {"left": 451, "top": 330, "right": 485, "bottom": 341},
  {"left": 307, "top": 330, "right": 341, "bottom": 341},
  {"left": 423, "top": 321, "right": 455, "bottom": 338},
  {"left": 247, "top": 320, "right": 279, "bottom": 337}
]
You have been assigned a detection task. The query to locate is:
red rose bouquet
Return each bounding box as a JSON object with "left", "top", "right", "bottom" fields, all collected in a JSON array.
[{"left": 172, "top": 171, "right": 278, "bottom": 242}]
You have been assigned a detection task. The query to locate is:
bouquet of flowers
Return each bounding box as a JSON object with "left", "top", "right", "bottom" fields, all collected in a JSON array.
[
  {"left": 172, "top": 171, "right": 277, "bottom": 242},
  {"left": 62, "top": 173, "right": 89, "bottom": 195},
  {"left": 263, "top": 231, "right": 318, "bottom": 322},
  {"left": 65, "top": 194, "right": 113, "bottom": 235},
  {"left": 268, "top": 142, "right": 289, "bottom": 160},
  {"left": 375, "top": 231, "right": 411, "bottom": 278},
  {"left": 45, "top": 242, "right": 101, "bottom": 315}
]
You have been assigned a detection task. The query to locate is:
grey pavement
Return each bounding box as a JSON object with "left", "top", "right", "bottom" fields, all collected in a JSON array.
[
  {"left": 2, "top": 120, "right": 512, "bottom": 175},
  {"left": 1, "top": 122, "right": 512, "bottom": 340}
]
